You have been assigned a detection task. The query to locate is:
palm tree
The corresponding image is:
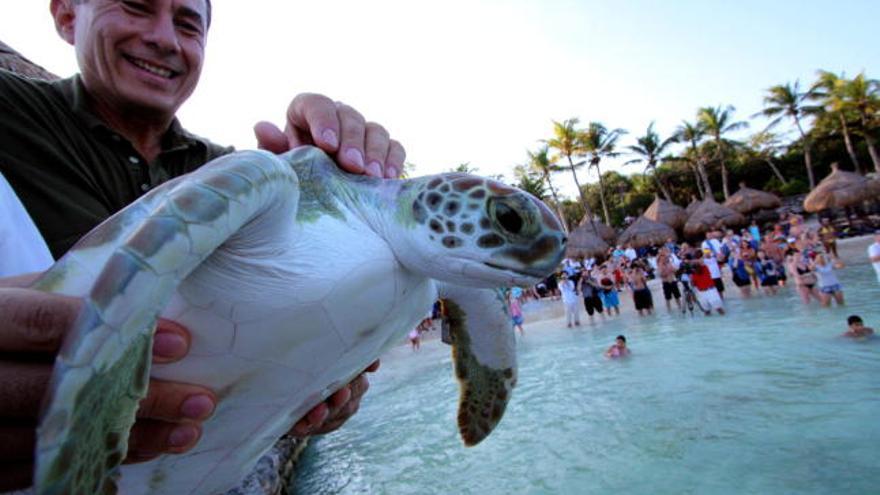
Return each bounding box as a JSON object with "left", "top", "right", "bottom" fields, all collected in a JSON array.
[
  {"left": 544, "top": 118, "right": 596, "bottom": 229},
  {"left": 841, "top": 72, "right": 880, "bottom": 173},
  {"left": 513, "top": 164, "right": 547, "bottom": 199},
  {"left": 755, "top": 81, "right": 821, "bottom": 189},
  {"left": 625, "top": 122, "right": 676, "bottom": 201},
  {"left": 674, "top": 120, "right": 713, "bottom": 199},
  {"left": 746, "top": 130, "right": 788, "bottom": 184},
  {"left": 698, "top": 105, "right": 748, "bottom": 199},
  {"left": 582, "top": 122, "right": 626, "bottom": 226},
  {"left": 812, "top": 70, "right": 861, "bottom": 172},
  {"left": 525, "top": 145, "right": 568, "bottom": 231}
]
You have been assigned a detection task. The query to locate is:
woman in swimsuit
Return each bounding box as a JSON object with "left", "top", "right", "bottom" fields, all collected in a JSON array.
[
  {"left": 598, "top": 266, "right": 621, "bottom": 316},
  {"left": 812, "top": 253, "right": 845, "bottom": 307},
  {"left": 786, "top": 248, "right": 821, "bottom": 305}
]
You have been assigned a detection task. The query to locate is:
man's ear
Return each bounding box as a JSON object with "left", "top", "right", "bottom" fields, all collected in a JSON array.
[{"left": 50, "top": 0, "right": 77, "bottom": 45}]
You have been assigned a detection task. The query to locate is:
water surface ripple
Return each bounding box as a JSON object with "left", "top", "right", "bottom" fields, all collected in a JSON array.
[{"left": 295, "top": 264, "right": 879, "bottom": 494}]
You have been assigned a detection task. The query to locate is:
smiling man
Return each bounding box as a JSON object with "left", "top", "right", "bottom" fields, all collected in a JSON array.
[{"left": 0, "top": 0, "right": 403, "bottom": 490}]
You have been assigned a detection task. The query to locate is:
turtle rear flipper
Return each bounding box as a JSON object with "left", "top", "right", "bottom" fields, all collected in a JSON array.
[
  {"left": 438, "top": 283, "right": 517, "bottom": 446},
  {"left": 34, "top": 150, "right": 300, "bottom": 494}
]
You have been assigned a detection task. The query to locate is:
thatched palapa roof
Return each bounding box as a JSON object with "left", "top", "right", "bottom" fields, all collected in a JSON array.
[
  {"left": 724, "top": 183, "right": 781, "bottom": 214},
  {"left": 0, "top": 40, "right": 59, "bottom": 81},
  {"left": 803, "top": 163, "right": 876, "bottom": 212},
  {"left": 643, "top": 196, "right": 687, "bottom": 230},
  {"left": 566, "top": 221, "right": 610, "bottom": 258},
  {"left": 577, "top": 217, "right": 617, "bottom": 243},
  {"left": 685, "top": 197, "right": 705, "bottom": 216},
  {"left": 684, "top": 199, "right": 746, "bottom": 237},
  {"left": 617, "top": 216, "right": 676, "bottom": 248}
]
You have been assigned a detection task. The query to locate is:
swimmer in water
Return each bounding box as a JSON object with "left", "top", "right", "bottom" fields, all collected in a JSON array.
[
  {"left": 604, "top": 335, "right": 631, "bottom": 358},
  {"left": 842, "top": 315, "right": 875, "bottom": 339}
]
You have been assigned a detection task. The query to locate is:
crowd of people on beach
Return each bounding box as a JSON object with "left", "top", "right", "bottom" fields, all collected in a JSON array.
[
  {"left": 495, "top": 214, "right": 880, "bottom": 353},
  {"left": 407, "top": 218, "right": 880, "bottom": 352}
]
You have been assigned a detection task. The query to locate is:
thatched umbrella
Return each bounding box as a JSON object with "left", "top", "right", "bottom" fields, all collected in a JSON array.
[
  {"left": 724, "top": 182, "right": 782, "bottom": 214},
  {"left": 577, "top": 217, "right": 616, "bottom": 244},
  {"left": 566, "top": 222, "right": 610, "bottom": 258},
  {"left": 685, "top": 196, "right": 704, "bottom": 216},
  {"left": 617, "top": 216, "right": 676, "bottom": 248},
  {"left": 0, "top": 40, "right": 59, "bottom": 81},
  {"left": 684, "top": 199, "right": 746, "bottom": 237},
  {"left": 803, "top": 163, "right": 875, "bottom": 212},
  {"left": 643, "top": 195, "right": 687, "bottom": 230}
]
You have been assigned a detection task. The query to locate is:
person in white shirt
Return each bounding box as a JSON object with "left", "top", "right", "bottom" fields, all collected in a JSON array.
[
  {"left": 559, "top": 275, "right": 581, "bottom": 328},
  {"left": 623, "top": 244, "right": 638, "bottom": 262},
  {"left": 701, "top": 231, "right": 724, "bottom": 260},
  {"left": 0, "top": 172, "right": 53, "bottom": 276},
  {"left": 868, "top": 231, "right": 880, "bottom": 284},
  {"left": 702, "top": 249, "right": 725, "bottom": 298}
]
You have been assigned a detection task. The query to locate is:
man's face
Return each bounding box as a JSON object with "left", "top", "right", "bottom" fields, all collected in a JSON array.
[
  {"left": 850, "top": 321, "right": 864, "bottom": 331},
  {"left": 62, "top": 0, "right": 208, "bottom": 119}
]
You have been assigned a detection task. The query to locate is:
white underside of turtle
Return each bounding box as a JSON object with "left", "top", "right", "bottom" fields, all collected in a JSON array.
[{"left": 31, "top": 146, "right": 566, "bottom": 494}]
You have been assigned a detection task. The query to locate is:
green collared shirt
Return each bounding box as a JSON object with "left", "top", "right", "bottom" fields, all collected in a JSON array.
[{"left": 0, "top": 69, "right": 233, "bottom": 258}]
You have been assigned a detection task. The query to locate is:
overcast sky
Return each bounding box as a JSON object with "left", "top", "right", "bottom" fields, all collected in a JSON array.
[{"left": 3, "top": 0, "right": 877, "bottom": 196}]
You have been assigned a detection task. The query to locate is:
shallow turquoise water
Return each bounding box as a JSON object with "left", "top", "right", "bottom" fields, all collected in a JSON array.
[{"left": 294, "top": 263, "right": 880, "bottom": 495}]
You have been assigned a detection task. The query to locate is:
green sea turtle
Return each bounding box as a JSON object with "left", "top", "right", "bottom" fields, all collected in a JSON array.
[{"left": 32, "top": 146, "right": 566, "bottom": 494}]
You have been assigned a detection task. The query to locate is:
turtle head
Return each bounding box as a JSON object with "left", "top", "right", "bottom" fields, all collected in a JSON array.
[{"left": 398, "top": 173, "right": 566, "bottom": 287}]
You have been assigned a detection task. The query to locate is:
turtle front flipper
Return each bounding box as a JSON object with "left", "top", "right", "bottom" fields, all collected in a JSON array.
[
  {"left": 33, "top": 150, "right": 300, "bottom": 495},
  {"left": 437, "top": 283, "right": 517, "bottom": 447}
]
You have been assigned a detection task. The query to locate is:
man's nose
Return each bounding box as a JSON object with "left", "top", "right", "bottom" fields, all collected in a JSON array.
[{"left": 143, "top": 14, "right": 180, "bottom": 54}]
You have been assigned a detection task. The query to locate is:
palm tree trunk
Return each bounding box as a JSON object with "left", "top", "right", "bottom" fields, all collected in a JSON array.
[
  {"left": 652, "top": 171, "right": 673, "bottom": 201},
  {"left": 544, "top": 175, "right": 569, "bottom": 233},
  {"left": 566, "top": 156, "right": 598, "bottom": 235},
  {"left": 594, "top": 161, "right": 611, "bottom": 226},
  {"left": 689, "top": 163, "right": 705, "bottom": 199},
  {"left": 720, "top": 159, "right": 730, "bottom": 199},
  {"left": 839, "top": 114, "right": 862, "bottom": 173},
  {"left": 697, "top": 159, "right": 713, "bottom": 199},
  {"left": 764, "top": 158, "right": 788, "bottom": 184},
  {"left": 795, "top": 117, "right": 816, "bottom": 189},
  {"left": 860, "top": 114, "right": 880, "bottom": 173}
]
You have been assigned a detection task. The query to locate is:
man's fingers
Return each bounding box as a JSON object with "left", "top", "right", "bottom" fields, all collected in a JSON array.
[
  {"left": 385, "top": 141, "right": 406, "bottom": 179},
  {"left": 253, "top": 120, "right": 290, "bottom": 154},
  {"left": 0, "top": 460, "right": 33, "bottom": 492},
  {"left": 0, "top": 424, "right": 37, "bottom": 463},
  {"left": 334, "top": 102, "right": 368, "bottom": 174},
  {"left": 152, "top": 319, "right": 191, "bottom": 364},
  {"left": 0, "top": 288, "right": 80, "bottom": 353},
  {"left": 136, "top": 379, "right": 215, "bottom": 422},
  {"left": 363, "top": 122, "right": 390, "bottom": 178},
  {"left": 0, "top": 362, "right": 51, "bottom": 419},
  {"left": 288, "top": 93, "right": 341, "bottom": 152},
  {"left": 365, "top": 359, "right": 381, "bottom": 373},
  {"left": 126, "top": 420, "right": 202, "bottom": 461}
]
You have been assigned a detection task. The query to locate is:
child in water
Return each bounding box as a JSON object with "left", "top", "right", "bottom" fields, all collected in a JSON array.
[
  {"left": 507, "top": 287, "right": 525, "bottom": 336},
  {"left": 842, "top": 315, "right": 874, "bottom": 339},
  {"left": 604, "top": 335, "right": 631, "bottom": 358}
]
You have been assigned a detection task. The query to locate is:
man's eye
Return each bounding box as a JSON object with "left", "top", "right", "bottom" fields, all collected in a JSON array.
[{"left": 121, "top": 1, "right": 150, "bottom": 14}]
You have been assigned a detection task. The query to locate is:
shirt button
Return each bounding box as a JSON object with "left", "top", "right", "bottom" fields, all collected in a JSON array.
[
  {"left": 141, "top": 184, "right": 150, "bottom": 191},
  {"left": 129, "top": 156, "right": 140, "bottom": 164}
]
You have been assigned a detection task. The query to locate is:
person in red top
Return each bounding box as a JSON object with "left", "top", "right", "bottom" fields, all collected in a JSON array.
[{"left": 688, "top": 255, "right": 725, "bottom": 316}]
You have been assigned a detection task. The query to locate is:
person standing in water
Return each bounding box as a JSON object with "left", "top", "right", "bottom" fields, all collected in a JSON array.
[
  {"left": 657, "top": 248, "right": 682, "bottom": 312},
  {"left": 869, "top": 230, "right": 880, "bottom": 284},
  {"left": 812, "top": 253, "right": 845, "bottom": 307},
  {"left": 629, "top": 263, "right": 654, "bottom": 316},
  {"left": 507, "top": 288, "right": 526, "bottom": 336},
  {"left": 559, "top": 274, "right": 581, "bottom": 328},
  {"left": 577, "top": 269, "right": 605, "bottom": 323}
]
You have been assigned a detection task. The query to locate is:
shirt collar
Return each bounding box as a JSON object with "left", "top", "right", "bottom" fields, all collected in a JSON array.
[{"left": 53, "top": 74, "right": 201, "bottom": 153}]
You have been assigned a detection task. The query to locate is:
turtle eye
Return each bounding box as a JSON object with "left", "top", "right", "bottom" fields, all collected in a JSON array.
[{"left": 495, "top": 202, "right": 523, "bottom": 235}]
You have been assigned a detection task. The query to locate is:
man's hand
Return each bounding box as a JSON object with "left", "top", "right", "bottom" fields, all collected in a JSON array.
[
  {"left": 254, "top": 93, "right": 406, "bottom": 179},
  {"left": 0, "top": 286, "right": 215, "bottom": 491},
  {"left": 290, "top": 360, "right": 380, "bottom": 437}
]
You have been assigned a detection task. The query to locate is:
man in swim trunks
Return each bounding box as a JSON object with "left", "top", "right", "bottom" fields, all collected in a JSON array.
[
  {"left": 657, "top": 248, "right": 682, "bottom": 312},
  {"left": 842, "top": 315, "right": 874, "bottom": 339},
  {"left": 629, "top": 263, "right": 654, "bottom": 316},
  {"left": 577, "top": 269, "right": 604, "bottom": 322}
]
